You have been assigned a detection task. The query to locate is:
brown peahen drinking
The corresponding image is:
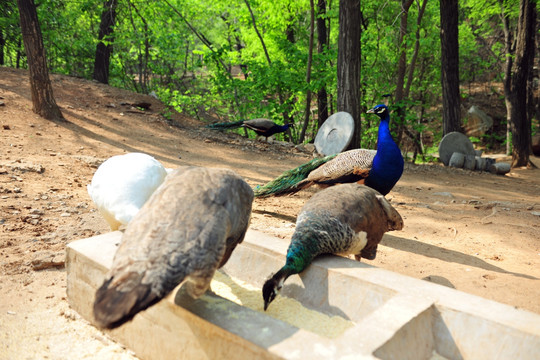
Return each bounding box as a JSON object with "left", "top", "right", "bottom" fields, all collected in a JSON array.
[
  {"left": 262, "top": 184, "right": 403, "bottom": 311},
  {"left": 93, "top": 166, "right": 253, "bottom": 329}
]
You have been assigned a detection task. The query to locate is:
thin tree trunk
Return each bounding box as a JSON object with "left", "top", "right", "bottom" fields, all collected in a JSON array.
[
  {"left": 394, "top": 0, "right": 414, "bottom": 145},
  {"left": 17, "top": 0, "right": 63, "bottom": 121},
  {"left": 93, "top": 0, "right": 118, "bottom": 84},
  {"left": 243, "top": 0, "right": 293, "bottom": 141},
  {"left": 440, "top": 0, "right": 461, "bottom": 136},
  {"left": 509, "top": 0, "right": 536, "bottom": 167},
  {"left": 128, "top": 0, "right": 150, "bottom": 93},
  {"left": 243, "top": 0, "right": 272, "bottom": 66},
  {"left": 316, "top": 0, "right": 329, "bottom": 128},
  {"left": 337, "top": 0, "right": 362, "bottom": 149},
  {"left": 16, "top": 38, "right": 22, "bottom": 68},
  {"left": 299, "top": 0, "right": 315, "bottom": 144},
  {"left": 404, "top": 0, "right": 428, "bottom": 98},
  {"left": 0, "top": 29, "right": 5, "bottom": 65},
  {"left": 500, "top": 0, "right": 514, "bottom": 155}
]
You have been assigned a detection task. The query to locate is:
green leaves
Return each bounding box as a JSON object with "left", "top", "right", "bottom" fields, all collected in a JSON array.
[{"left": 0, "top": 0, "right": 519, "bottom": 151}]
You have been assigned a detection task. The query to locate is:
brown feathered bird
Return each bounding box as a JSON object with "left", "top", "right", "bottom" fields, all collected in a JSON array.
[
  {"left": 262, "top": 184, "right": 403, "bottom": 310},
  {"left": 93, "top": 166, "right": 254, "bottom": 329}
]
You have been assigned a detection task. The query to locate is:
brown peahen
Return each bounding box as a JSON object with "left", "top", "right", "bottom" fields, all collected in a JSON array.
[
  {"left": 254, "top": 104, "right": 404, "bottom": 197},
  {"left": 93, "top": 166, "right": 253, "bottom": 329},
  {"left": 262, "top": 184, "right": 403, "bottom": 310}
]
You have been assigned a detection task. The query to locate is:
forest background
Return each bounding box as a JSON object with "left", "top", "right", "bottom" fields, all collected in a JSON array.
[{"left": 1, "top": 0, "right": 538, "bottom": 165}]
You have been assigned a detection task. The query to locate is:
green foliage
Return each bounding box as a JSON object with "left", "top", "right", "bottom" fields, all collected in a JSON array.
[{"left": 1, "top": 0, "right": 524, "bottom": 151}]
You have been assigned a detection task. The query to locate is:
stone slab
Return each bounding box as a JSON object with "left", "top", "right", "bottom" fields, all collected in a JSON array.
[
  {"left": 314, "top": 112, "right": 354, "bottom": 156},
  {"left": 438, "top": 132, "right": 476, "bottom": 166}
]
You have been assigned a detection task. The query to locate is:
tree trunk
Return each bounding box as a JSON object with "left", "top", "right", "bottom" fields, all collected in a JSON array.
[
  {"left": 394, "top": 0, "right": 414, "bottom": 145},
  {"left": 0, "top": 29, "right": 5, "bottom": 65},
  {"left": 16, "top": 38, "right": 22, "bottom": 68},
  {"left": 500, "top": 0, "right": 514, "bottom": 155},
  {"left": 316, "top": 0, "right": 329, "bottom": 128},
  {"left": 128, "top": 0, "right": 150, "bottom": 93},
  {"left": 93, "top": 0, "right": 118, "bottom": 84},
  {"left": 439, "top": 0, "right": 461, "bottom": 136},
  {"left": 243, "top": 0, "right": 293, "bottom": 141},
  {"left": 509, "top": 0, "right": 536, "bottom": 167},
  {"left": 337, "top": 0, "right": 361, "bottom": 149},
  {"left": 17, "top": 0, "right": 63, "bottom": 121},
  {"left": 299, "top": 0, "right": 315, "bottom": 144},
  {"left": 404, "top": 0, "right": 428, "bottom": 98}
]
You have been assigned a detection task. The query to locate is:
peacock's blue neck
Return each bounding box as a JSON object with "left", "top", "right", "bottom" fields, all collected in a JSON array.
[
  {"left": 376, "top": 115, "right": 394, "bottom": 147},
  {"left": 367, "top": 114, "right": 404, "bottom": 195},
  {"left": 280, "top": 124, "right": 291, "bottom": 131}
]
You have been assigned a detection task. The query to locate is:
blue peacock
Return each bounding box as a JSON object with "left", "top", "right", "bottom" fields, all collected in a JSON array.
[
  {"left": 206, "top": 118, "right": 292, "bottom": 142},
  {"left": 254, "top": 104, "right": 404, "bottom": 197},
  {"left": 262, "top": 184, "right": 403, "bottom": 310}
]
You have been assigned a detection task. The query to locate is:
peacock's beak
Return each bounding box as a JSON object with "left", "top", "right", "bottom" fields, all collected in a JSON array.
[{"left": 366, "top": 108, "right": 375, "bottom": 114}]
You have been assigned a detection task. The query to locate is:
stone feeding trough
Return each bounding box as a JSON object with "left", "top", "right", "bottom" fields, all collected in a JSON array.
[{"left": 67, "top": 230, "right": 540, "bottom": 360}]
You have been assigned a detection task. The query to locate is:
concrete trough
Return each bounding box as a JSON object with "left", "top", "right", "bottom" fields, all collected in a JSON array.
[{"left": 66, "top": 230, "right": 540, "bottom": 360}]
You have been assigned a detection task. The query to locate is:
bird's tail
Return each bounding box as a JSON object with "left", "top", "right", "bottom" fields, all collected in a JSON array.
[
  {"left": 205, "top": 120, "right": 244, "bottom": 130},
  {"left": 253, "top": 155, "right": 336, "bottom": 197},
  {"left": 93, "top": 273, "right": 165, "bottom": 329}
]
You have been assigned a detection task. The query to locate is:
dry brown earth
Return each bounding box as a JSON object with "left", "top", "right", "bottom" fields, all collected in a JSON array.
[{"left": 1, "top": 67, "right": 539, "bottom": 359}]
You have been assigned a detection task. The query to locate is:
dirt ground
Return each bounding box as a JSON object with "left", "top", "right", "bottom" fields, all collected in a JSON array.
[{"left": 1, "top": 67, "right": 539, "bottom": 359}]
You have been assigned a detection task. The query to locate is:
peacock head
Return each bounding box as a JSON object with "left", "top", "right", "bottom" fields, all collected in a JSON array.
[
  {"left": 367, "top": 104, "right": 389, "bottom": 119},
  {"left": 262, "top": 275, "right": 283, "bottom": 311}
]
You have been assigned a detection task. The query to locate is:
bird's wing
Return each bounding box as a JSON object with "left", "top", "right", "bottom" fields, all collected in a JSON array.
[
  {"left": 375, "top": 194, "right": 404, "bottom": 231},
  {"left": 205, "top": 120, "right": 245, "bottom": 129},
  {"left": 305, "top": 149, "right": 377, "bottom": 184},
  {"left": 242, "top": 119, "right": 275, "bottom": 131}
]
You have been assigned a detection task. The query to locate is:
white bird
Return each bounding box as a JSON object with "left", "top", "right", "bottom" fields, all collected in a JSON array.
[{"left": 87, "top": 152, "right": 171, "bottom": 230}]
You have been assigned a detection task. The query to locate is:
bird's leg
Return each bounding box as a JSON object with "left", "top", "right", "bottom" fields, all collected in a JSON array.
[{"left": 183, "top": 271, "right": 213, "bottom": 299}]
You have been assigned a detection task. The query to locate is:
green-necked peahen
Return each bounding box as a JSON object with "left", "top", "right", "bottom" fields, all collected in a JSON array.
[
  {"left": 262, "top": 184, "right": 403, "bottom": 310},
  {"left": 206, "top": 118, "right": 292, "bottom": 141},
  {"left": 93, "top": 166, "right": 253, "bottom": 329},
  {"left": 254, "top": 104, "right": 404, "bottom": 197}
]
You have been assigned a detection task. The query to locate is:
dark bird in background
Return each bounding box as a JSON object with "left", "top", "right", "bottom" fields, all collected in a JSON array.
[
  {"left": 206, "top": 118, "right": 292, "bottom": 141},
  {"left": 254, "top": 104, "right": 404, "bottom": 197},
  {"left": 93, "top": 166, "right": 254, "bottom": 329},
  {"left": 262, "top": 184, "right": 403, "bottom": 310}
]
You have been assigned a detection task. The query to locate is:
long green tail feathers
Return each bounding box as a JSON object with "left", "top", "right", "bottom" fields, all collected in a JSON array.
[
  {"left": 205, "top": 120, "right": 245, "bottom": 130},
  {"left": 253, "top": 155, "right": 337, "bottom": 197}
]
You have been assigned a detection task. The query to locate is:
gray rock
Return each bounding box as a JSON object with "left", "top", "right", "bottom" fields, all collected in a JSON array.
[
  {"left": 31, "top": 251, "right": 65, "bottom": 270},
  {"left": 449, "top": 152, "right": 465, "bottom": 168},
  {"left": 489, "top": 162, "right": 511, "bottom": 175},
  {"left": 464, "top": 105, "right": 493, "bottom": 137},
  {"left": 463, "top": 154, "right": 476, "bottom": 170},
  {"left": 433, "top": 192, "right": 454, "bottom": 198},
  {"left": 438, "top": 132, "right": 476, "bottom": 166}
]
